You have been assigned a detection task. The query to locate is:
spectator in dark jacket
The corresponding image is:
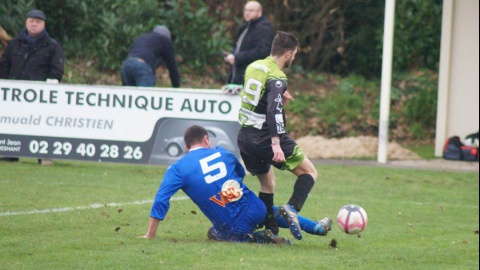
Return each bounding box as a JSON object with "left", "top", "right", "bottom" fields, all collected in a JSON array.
[
  {"left": 0, "top": 9, "right": 64, "bottom": 165},
  {"left": 224, "top": 1, "right": 275, "bottom": 85},
  {"left": 0, "top": 9, "right": 64, "bottom": 82},
  {"left": 122, "top": 25, "right": 180, "bottom": 88}
]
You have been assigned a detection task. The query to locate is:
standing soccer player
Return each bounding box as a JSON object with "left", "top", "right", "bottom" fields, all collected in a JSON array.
[{"left": 237, "top": 32, "right": 332, "bottom": 240}]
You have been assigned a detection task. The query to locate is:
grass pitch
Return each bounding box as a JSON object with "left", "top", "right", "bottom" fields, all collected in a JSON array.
[{"left": 0, "top": 159, "right": 478, "bottom": 269}]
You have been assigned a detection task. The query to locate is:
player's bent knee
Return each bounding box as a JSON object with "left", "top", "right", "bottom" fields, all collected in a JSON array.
[{"left": 292, "top": 159, "right": 317, "bottom": 180}]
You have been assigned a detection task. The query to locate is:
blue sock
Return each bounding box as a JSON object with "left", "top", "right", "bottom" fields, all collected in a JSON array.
[
  {"left": 312, "top": 223, "right": 324, "bottom": 235},
  {"left": 274, "top": 206, "right": 319, "bottom": 235}
]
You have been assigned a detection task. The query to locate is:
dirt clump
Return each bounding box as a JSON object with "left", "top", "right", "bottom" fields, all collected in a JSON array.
[{"left": 296, "top": 136, "right": 421, "bottom": 160}]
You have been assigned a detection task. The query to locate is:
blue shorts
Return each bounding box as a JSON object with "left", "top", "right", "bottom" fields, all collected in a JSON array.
[{"left": 208, "top": 195, "right": 266, "bottom": 242}]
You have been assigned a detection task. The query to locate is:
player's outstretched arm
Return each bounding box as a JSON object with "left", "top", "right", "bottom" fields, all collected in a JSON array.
[{"left": 139, "top": 217, "right": 161, "bottom": 239}]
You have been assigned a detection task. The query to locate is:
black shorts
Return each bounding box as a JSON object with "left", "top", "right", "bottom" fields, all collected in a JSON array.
[{"left": 237, "top": 127, "right": 305, "bottom": 175}]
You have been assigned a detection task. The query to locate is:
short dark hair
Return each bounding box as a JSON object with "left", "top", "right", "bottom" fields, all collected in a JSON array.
[
  {"left": 271, "top": 31, "right": 299, "bottom": 57},
  {"left": 184, "top": 125, "right": 208, "bottom": 148}
]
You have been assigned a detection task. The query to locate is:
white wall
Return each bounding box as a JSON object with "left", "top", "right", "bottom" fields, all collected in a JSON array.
[{"left": 435, "top": 0, "right": 479, "bottom": 156}]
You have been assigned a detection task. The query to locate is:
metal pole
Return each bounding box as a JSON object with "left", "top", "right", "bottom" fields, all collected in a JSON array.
[{"left": 378, "top": 0, "right": 396, "bottom": 163}]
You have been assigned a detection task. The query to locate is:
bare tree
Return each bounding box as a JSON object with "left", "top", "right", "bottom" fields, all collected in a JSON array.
[{"left": 269, "top": 0, "right": 346, "bottom": 71}]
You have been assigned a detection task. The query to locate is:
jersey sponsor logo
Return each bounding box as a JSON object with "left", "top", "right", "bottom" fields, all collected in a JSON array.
[
  {"left": 209, "top": 180, "right": 244, "bottom": 207},
  {"left": 274, "top": 94, "right": 283, "bottom": 113},
  {"left": 275, "top": 81, "right": 283, "bottom": 88},
  {"left": 275, "top": 114, "right": 285, "bottom": 134},
  {"left": 221, "top": 180, "right": 243, "bottom": 202}
]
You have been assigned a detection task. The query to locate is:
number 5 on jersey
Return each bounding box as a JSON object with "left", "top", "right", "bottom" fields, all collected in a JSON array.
[{"left": 200, "top": 152, "right": 227, "bottom": 184}]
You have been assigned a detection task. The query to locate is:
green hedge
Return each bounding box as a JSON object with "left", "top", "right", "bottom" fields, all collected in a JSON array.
[
  {"left": 0, "top": 1, "right": 441, "bottom": 141},
  {"left": 286, "top": 70, "right": 438, "bottom": 140},
  {"left": 1, "top": 0, "right": 229, "bottom": 71},
  {"left": 1, "top": 0, "right": 442, "bottom": 77}
]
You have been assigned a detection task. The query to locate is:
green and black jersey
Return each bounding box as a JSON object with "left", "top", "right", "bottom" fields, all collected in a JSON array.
[{"left": 238, "top": 57, "right": 288, "bottom": 137}]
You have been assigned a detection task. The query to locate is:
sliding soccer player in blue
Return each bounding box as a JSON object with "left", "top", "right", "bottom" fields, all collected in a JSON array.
[{"left": 141, "top": 125, "right": 331, "bottom": 244}]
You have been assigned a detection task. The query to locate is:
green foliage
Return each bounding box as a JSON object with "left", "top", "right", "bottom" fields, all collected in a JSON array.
[
  {"left": 403, "top": 72, "right": 438, "bottom": 139},
  {"left": 31, "top": 0, "right": 229, "bottom": 71},
  {"left": 1, "top": 0, "right": 442, "bottom": 142},
  {"left": 286, "top": 71, "right": 437, "bottom": 141},
  {"left": 394, "top": 0, "right": 443, "bottom": 71},
  {"left": 319, "top": 76, "right": 380, "bottom": 137},
  {"left": 93, "top": 0, "right": 160, "bottom": 70},
  {"left": 35, "top": 0, "right": 161, "bottom": 70},
  {"left": 341, "top": 0, "right": 442, "bottom": 77},
  {"left": 342, "top": 0, "right": 385, "bottom": 77},
  {"left": 337, "top": 74, "right": 367, "bottom": 95},
  {"left": 0, "top": 160, "right": 478, "bottom": 269},
  {"left": 159, "top": 1, "right": 230, "bottom": 70},
  {"left": 286, "top": 94, "right": 318, "bottom": 116},
  {"left": 289, "top": 74, "right": 381, "bottom": 137},
  {"left": 1, "top": 0, "right": 443, "bottom": 78},
  {"left": 306, "top": 73, "right": 327, "bottom": 84},
  {"left": 0, "top": 0, "right": 34, "bottom": 35},
  {"left": 318, "top": 92, "right": 364, "bottom": 126}
]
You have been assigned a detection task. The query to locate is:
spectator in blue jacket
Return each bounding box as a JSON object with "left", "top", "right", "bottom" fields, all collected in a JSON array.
[{"left": 121, "top": 26, "right": 180, "bottom": 88}]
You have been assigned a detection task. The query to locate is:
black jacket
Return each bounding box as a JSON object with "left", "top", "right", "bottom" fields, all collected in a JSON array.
[
  {"left": 229, "top": 16, "right": 275, "bottom": 84},
  {"left": 0, "top": 28, "right": 64, "bottom": 81},
  {"left": 126, "top": 32, "right": 180, "bottom": 88}
]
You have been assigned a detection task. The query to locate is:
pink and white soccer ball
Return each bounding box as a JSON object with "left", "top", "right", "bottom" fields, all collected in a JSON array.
[{"left": 336, "top": 204, "right": 368, "bottom": 234}]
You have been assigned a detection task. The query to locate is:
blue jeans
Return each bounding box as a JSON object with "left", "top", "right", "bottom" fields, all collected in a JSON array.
[{"left": 121, "top": 58, "right": 156, "bottom": 87}]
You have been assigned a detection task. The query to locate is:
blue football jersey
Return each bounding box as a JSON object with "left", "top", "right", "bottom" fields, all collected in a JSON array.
[{"left": 150, "top": 147, "right": 255, "bottom": 229}]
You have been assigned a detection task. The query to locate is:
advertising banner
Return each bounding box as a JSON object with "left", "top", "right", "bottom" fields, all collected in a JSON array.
[{"left": 0, "top": 80, "right": 241, "bottom": 165}]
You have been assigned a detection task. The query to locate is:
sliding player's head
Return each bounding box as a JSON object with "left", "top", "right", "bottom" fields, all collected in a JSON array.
[{"left": 184, "top": 125, "right": 210, "bottom": 150}]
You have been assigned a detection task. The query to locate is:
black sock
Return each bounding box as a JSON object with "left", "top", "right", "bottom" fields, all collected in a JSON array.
[
  {"left": 287, "top": 174, "right": 315, "bottom": 212},
  {"left": 259, "top": 192, "right": 278, "bottom": 235}
]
